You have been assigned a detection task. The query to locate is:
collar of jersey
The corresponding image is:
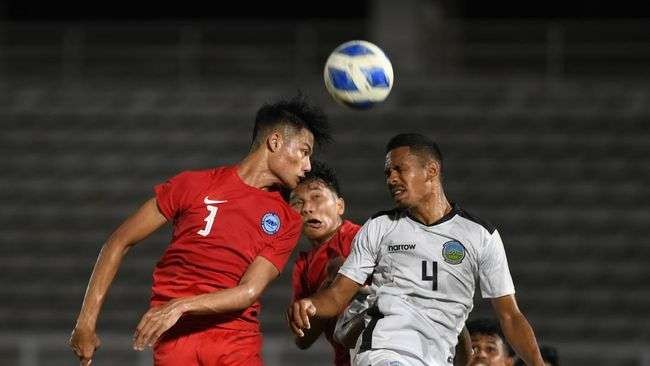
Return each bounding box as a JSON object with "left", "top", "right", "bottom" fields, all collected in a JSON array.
[{"left": 405, "top": 202, "right": 460, "bottom": 227}]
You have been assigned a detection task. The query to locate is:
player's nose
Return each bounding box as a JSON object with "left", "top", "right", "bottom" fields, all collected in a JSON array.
[
  {"left": 386, "top": 170, "right": 399, "bottom": 185},
  {"left": 301, "top": 201, "right": 314, "bottom": 215}
]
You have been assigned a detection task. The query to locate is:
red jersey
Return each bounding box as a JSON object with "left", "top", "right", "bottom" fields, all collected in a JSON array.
[
  {"left": 152, "top": 166, "right": 301, "bottom": 332},
  {"left": 291, "top": 220, "right": 361, "bottom": 366}
]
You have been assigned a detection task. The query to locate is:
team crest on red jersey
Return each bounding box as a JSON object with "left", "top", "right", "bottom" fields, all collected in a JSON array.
[{"left": 261, "top": 212, "right": 281, "bottom": 235}]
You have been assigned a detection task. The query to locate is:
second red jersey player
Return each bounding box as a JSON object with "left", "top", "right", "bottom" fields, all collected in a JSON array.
[
  {"left": 289, "top": 161, "right": 361, "bottom": 366},
  {"left": 69, "top": 96, "right": 331, "bottom": 366}
]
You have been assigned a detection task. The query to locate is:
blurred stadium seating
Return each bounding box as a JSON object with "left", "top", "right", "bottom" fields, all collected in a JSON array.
[{"left": 1, "top": 19, "right": 649, "bottom": 365}]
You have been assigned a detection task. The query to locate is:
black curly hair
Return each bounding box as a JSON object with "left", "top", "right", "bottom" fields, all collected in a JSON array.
[
  {"left": 251, "top": 94, "right": 332, "bottom": 150},
  {"left": 298, "top": 160, "right": 341, "bottom": 197},
  {"left": 466, "top": 318, "right": 514, "bottom": 356}
]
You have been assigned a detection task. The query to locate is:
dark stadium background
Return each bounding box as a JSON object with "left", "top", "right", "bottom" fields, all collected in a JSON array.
[{"left": 1, "top": 1, "right": 649, "bottom": 365}]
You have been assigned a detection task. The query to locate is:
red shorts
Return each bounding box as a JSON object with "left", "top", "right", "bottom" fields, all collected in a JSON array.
[{"left": 154, "top": 326, "right": 263, "bottom": 366}]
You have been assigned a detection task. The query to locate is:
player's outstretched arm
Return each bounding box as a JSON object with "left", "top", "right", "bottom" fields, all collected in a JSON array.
[
  {"left": 69, "top": 198, "right": 168, "bottom": 366},
  {"left": 287, "top": 274, "right": 361, "bottom": 338},
  {"left": 133, "top": 255, "right": 280, "bottom": 350},
  {"left": 491, "top": 294, "right": 545, "bottom": 366}
]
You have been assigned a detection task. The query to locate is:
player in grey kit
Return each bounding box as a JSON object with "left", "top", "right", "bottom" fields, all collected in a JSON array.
[{"left": 288, "top": 133, "right": 544, "bottom": 366}]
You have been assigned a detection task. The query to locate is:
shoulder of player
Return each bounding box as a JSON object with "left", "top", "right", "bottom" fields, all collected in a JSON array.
[
  {"left": 265, "top": 200, "right": 302, "bottom": 237},
  {"left": 369, "top": 208, "right": 404, "bottom": 221},
  {"left": 174, "top": 166, "right": 225, "bottom": 182},
  {"left": 454, "top": 205, "right": 497, "bottom": 235},
  {"left": 341, "top": 219, "right": 361, "bottom": 236}
]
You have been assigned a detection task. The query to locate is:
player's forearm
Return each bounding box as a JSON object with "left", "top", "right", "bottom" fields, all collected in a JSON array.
[
  {"left": 75, "top": 238, "right": 132, "bottom": 329},
  {"left": 500, "top": 312, "right": 544, "bottom": 366},
  {"left": 179, "top": 284, "right": 258, "bottom": 315},
  {"left": 310, "top": 287, "right": 349, "bottom": 318}
]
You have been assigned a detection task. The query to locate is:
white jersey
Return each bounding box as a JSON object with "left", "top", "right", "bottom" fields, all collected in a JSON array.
[{"left": 338, "top": 204, "right": 515, "bottom": 366}]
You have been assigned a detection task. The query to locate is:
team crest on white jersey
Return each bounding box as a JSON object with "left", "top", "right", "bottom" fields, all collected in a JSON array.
[
  {"left": 261, "top": 212, "right": 281, "bottom": 235},
  {"left": 442, "top": 240, "right": 465, "bottom": 264}
]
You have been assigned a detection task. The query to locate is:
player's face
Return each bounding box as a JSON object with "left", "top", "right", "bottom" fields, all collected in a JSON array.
[
  {"left": 290, "top": 180, "right": 344, "bottom": 244},
  {"left": 469, "top": 334, "right": 513, "bottom": 366},
  {"left": 271, "top": 128, "right": 314, "bottom": 189},
  {"left": 385, "top": 146, "right": 433, "bottom": 209}
]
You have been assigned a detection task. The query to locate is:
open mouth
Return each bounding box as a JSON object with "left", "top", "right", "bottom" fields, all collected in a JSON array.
[
  {"left": 390, "top": 187, "right": 406, "bottom": 199},
  {"left": 305, "top": 218, "right": 323, "bottom": 229}
]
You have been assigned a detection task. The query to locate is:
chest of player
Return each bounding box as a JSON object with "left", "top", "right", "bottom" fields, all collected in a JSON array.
[
  {"left": 375, "top": 223, "right": 478, "bottom": 293},
  {"left": 173, "top": 189, "right": 285, "bottom": 248}
]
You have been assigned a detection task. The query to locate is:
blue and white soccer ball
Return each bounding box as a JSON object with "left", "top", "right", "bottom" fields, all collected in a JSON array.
[{"left": 324, "top": 40, "right": 394, "bottom": 109}]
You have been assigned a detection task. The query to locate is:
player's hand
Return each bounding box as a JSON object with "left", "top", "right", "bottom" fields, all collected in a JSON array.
[
  {"left": 68, "top": 326, "right": 101, "bottom": 366},
  {"left": 133, "top": 300, "right": 184, "bottom": 351},
  {"left": 286, "top": 298, "right": 317, "bottom": 337}
]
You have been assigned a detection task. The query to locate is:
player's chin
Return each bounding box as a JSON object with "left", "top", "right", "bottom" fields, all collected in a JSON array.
[
  {"left": 302, "top": 227, "right": 322, "bottom": 240},
  {"left": 392, "top": 196, "right": 409, "bottom": 208},
  {"left": 283, "top": 176, "right": 300, "bottom": 190}
]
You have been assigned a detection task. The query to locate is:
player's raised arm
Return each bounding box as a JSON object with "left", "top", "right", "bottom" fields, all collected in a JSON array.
[
  {"left": 133, "top": 255, "right": 281, "bottom": 350},
  {"left": 491, "top": 294, "right": 544, "bottom": 366},
  {"left": 69, "top": 197, "right": 167, "bottom": 365},
  {"left": 287, "top": 274, "right": 361, "bottom": 337}
]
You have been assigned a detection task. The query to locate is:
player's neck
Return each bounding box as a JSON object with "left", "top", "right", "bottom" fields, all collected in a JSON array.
[
  {"left": 408, "top": 191, "right": 452, "bottom": 226},
  {"left": 237, "top": 151, "right": 282, "bottom": 190}
]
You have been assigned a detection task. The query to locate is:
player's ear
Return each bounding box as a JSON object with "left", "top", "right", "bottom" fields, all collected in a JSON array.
[
  {"left": 266, "top": 131, "right": 283, "bottom": 153},
  {"left": 425, "top": 160, "right": 440, "bottom": 182},
  {"left": 336, "top": 196, "right": 345, "bottom": 216}
]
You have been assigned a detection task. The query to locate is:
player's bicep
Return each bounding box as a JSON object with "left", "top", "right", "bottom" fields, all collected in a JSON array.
[
  {"left": 478, "top": 230, "right": 515, "bottom": 298},
  {"left": 108, "top": 197, "right": 168, "bottom": 248},
  {"left": 490, "top": 294, "right": 521, "bottom": 321},
  {"left": 240, "top": 256, "right": 281, "bottom": 301}
]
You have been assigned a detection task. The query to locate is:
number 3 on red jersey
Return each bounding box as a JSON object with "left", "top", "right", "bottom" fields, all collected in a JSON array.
[{"left": 197, "top": 205, "right": 218, "bottom": 236}]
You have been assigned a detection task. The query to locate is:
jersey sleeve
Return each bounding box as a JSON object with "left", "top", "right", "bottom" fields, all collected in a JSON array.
[
  {"left": 153, "top": 171, "right": 196, "bottom": 221},
  {"left": 479, "top": 230, "right": 515, "bottom": 298},
  {"left": 291, "top": 255, "right": 308, "bottom": 301},
  {"left": 258, "top": 214, "right": 302, "bottom": 273},
  {"left": 338, "top": 218, "right": 381, "bottom": 285}
]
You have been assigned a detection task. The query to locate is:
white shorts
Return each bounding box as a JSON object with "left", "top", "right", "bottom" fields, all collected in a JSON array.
[{"left": 353, "top": 349, "right": 424, "bottom": 366}]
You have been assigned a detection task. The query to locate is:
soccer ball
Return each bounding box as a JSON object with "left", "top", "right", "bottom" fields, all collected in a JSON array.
[{"left": 323, "top": 40, "right": 394, "bottom": 109}]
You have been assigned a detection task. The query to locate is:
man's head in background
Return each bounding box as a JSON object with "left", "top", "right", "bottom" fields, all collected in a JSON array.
[
  {"left": 290, "top": 161, "right": 344, "bottom": 245},
  {"left": 467, "top": 318, "right": 514, "bottom": 366}
]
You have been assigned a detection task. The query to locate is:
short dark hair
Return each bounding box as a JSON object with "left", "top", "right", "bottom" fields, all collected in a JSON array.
[
  {"left": 385, "top": 133, "right": 443, "bottom": 169},
  {"left": 298, "top": 160, "right": 341, "bottom": 197},
  {"left": 251, "top": 95, "right": 332, "bottom": 150},
  {"left": 514, "top": 345, "right": 559, "bottom": 366},
  {"left": 467, "top": 318, "right": 514, "bottom": 356}
]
